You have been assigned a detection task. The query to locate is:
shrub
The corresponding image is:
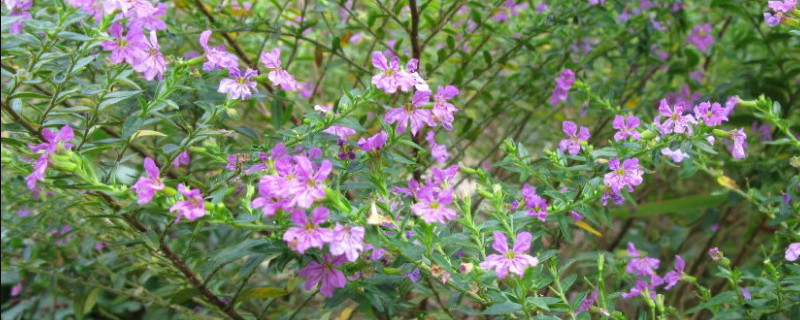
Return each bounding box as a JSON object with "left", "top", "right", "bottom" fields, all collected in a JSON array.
[{"left": 1, "top": 0, "right": 799, "bottom": 319}]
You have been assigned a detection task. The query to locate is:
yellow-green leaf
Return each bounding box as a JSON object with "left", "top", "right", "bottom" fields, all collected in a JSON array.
[
  {"left": 130, "top": 130, "right": 166, "bottom": 140},
  {"left": 239, "top": 287, "right": 290, "bottom": 300},
  {"left": 574, "top": 221, "right": 602, "bottom": 237}
]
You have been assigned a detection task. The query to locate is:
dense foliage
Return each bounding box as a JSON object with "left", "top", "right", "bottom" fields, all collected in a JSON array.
[{"left": 2, "top": 0, "right": 799, "bottom": 319}]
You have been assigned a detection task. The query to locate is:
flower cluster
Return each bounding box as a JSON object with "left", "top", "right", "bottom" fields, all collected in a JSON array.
[
  {"left": 621, "top": 243, "right": 686, "bottom": 299},
  {"left": 764, "top": 0, "right": 798, "bottom": 27},
  {"left": 25, "top": 126, "right": 74, "bottom": 192},
  {"left": 549, "top": 69, "right": 575, "bottom": 105},
  {"left": 83, "top": 0, "right": 169, "bottom": 81}
]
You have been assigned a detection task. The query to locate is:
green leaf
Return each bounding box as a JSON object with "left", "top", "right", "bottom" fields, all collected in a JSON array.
[
  {"left": 239, "top": 287, "right": 290, "bottom": 300},
  {"left": 611, "top": 194, "right": 727, "bottom": 218},
  {"left": 130, "top": 130, "right": 166, "bottom": 140},
  {"left": 483, "top": 301, "right": 522, "bottom": 315}
]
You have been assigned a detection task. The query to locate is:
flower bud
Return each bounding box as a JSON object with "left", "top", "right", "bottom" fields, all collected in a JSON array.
[
  {"left": 184, "top": 56, "right": 204, "bottom": 67},
  {"left": 640, "top": 129, "right": 657, "bottom": 140},
  {"left": 712, "top": 129, "right": 730, "bottom": 139}
]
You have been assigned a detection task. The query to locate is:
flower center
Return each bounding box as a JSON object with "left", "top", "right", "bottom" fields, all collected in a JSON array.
[
  {"left": 505, "top": 251, "right": 517, "bottom": 259},
  {"left": 429, "top": 202, "right": 440, "bottom": 209}
]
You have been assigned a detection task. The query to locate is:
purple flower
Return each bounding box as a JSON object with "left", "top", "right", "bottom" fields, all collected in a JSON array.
[
  {"left": 172, "top": 151, "right": 190, "bottom": 168},
  {"left": 384, "top": 90, "right": 435, "bottom": 136},
  {"left": 329, "top": 224, "right": 365, "bottom": 262},
  {"left": 18, "top": 209, "right": 33, "bottom": 217},
  {"left": 358, "top": 131, "right": 389, "bottom": 152},
  {"left": 709, "top": 247, "right": 723, "bottom": 261},
  {"left": 728, "top": 128, "right": 747, "bottom": 159},
  {"left": 10, "top": 283, "right": 22, "bottom": 297},
  {"left": 661, "top": 255, "right": 685, "bottom": 290},
  {"left": 289, "top": 156, "right": 332, "bottom": 208},
  {"left": 5, "top": 0, "right": 32, "bottom": 34},
  {"left": 199, "top": 30, "right": 239, "bottom": 71},
  {"left": 753, "top": 122, "right": 773, "bottom": 142},
  {"left": 170, "top": 184, "right": 206, "bottom": 221},
  {"left": 588, "top": 0, "right": 606, "bottom": 5},
  {"left": 558, "top": 121, "right": 590, "bottom": 155},
  {"left": 298, "top": 254, "right": 347, "bottom": 297},
  {"left": 364, "top": 244, "right": 387, "bottom": 261},
  {"left": 687, "top": 24, "right": 714, "bottom": 52},
  {"left": 251, "top": 176, "right": 291, "bottom": 218},
  {"left": 613, "top": 115, "right": 641, "bottom": 141},
  {"left": 101, "top": 23, "right": 147, "bottom": 64},
  {"left": 494, "top": 0, "right": 528, "bottom": 22},
  {"left": 298, "top": 81, "right": 315, "bottom": 99},
  {"left": 660, "top": 147, "right": 689, "bottom": 163},
  {"left": 26, "top": 125, "right": 74, "bottom": 191},
  {"left": 260, "top": 49, "right": 297, "bottom": 91},
  {"left": 411, "top": 186, "right": 457, "bottom": 224},
  {"left": 570, "top": 211, "right": 583, "bottom": 221},
  {"left": 371, "top": 51, "right": 416, "bottom": 94},
  {"left": 521, "top": 184, "right": 548, "bottom": 221},
  {"left": 431, "top": 85, "right": 459, "bottom": 130},
  {"left": 622, "top": 279, "right": 656, "bottom": 300},
  {"left": 405, "top": 268, "right": 421, "bottom": 282},
  {"left": 131, "top": 157, "right": 165, "bottom": 204},
  {"left": 576, "top": 291, "right": 598, "bottom": 315},
  {"left": 786, "top": 243, "right": 800, "bottom": 261},
  {"left": 426, "top": 131, "right": 449, "bottom": 164},
  {"left": 655, "top": 99, "right": 697, "bottom": 135},
  {"left": 218, "top": 67, "right": 259, "bottom": 100},
  {"left": 128, "top": 2, "right": 167, "bottom": 31},
  {"left": 549, "top": 69, "right": 575, "bottom": 105},
  {"left": 741, "top": 288, "right": 752, "bottom": 301},
  {"left": 132, "top": 31, "right": 166, "bottom": 81},
  {"left": 479, "top": 231, "right": 539, "bottom": 279},
  {"left": 393, "top": 179, "right": 420, "bottom": 198},
  {"left": 694, "top": 101, "right": 728, "bottom": 126},
  {"left": 764, "top": 12, "right": 784, "bottom": 27},
  {"left": 283, "top": 207, "right": 334, "bottom": 254},
  {"left": 95, "top": 242, "right": 108, "bottom": 251},
  {"left": 768, "top": 0, "right": 797, "bottom": 13},
  {"left": 323, "top": 126, "right": 357, "bottom": 139},
  {"left": 603, "top": 158, "right": 644, "bottom": 193},
  {"left": 626, "top": 243, "right": 660, "bottom": 277}
]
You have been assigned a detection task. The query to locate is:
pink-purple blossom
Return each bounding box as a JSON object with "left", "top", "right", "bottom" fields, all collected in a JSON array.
[
  {"left": 170, "top": 184, "right": 206, "bottom": 221},
  {"left": 576, "top": 291, "right": 598, "bottom": 315},
  {"left": 786, "top": 242, "right": 800, "bottom": 261},
  {"left": 494, "top": 0, "right": 528, "bottom": 22},
  {"left": 613, "top": 115, "right": 641, "bottom": 141},
  {"left": 661, "top": 255, "right": 685, "bottom": 290},
  {"left": 218, "top": 67, "right": 258, "bottom": 100},
  {"left": 521, "top": 184, "right": 548, "bottom": 221},
  {"left": 687, "top": 24, "right": 714, "bottom": 52},
  {"left": 370, "top": 51, "right": 416, "bottom": 94},
  {"left": 479, "top": 231, "right": 539, "bottom": 279},
  {"left": 426, "top": 131, "right": 449, "bottom": 164},
  {"left": 298, "top": 254, "right": 347, "bottom": 297},
  {"left": 549, "top": 69, "right": 575, "bottom": 105},
  {"left": 283, "top": 207, "right": 333, "bottom": 254},
  {"left": 655, "top": 99, "right": 697, "bottom": 135},
  {"left": 323, "top": 126, "right": 357, "bottom": 139},
  {"left": 131, "top": 157, "right": 164, "bottom": 204},
  {"left": 172, "top": 151, "right": 190, "bottom": 168},
  {"left": 358, "top": 131, "right": 389, "bottom": 152},
  {"left": 661, "top": 147, "right": 689, "bottom": 163},
  {"left": 260, "top": 49, "right": 298, "bottom": 91},
  {"left": 558, "top": 121, "right": 590, "bottom": 155},
  {"left": 728, "top": 128, "right": 748, "bottom": 159},
  {"left": 4, "top": 0, "right": 31, "bottom": 34},
  {"left": 431, "top": 85, "right": 459, "bottom": 130},
  {"left": 384, "top": 90, "right": 435, "bottom": 136},
  {"left": 102, "top": 23, "right": 147, "bottom": 65},
  {"left": 329, "top": 224, "right": 365, "bottom": 262},
  {"left": 26, "top": 125, "right": 74, "bottom": 191},
  {"left": 603, "top": 158, "right": 644, "bottom": 193},
  {"left": 132, "top": 31, "right": 166, "bottom": 81},
  {"left": 199, "top": 30, "right": 239, "bottom": 71},
  {"left": 694, "top": 101, "right": 728, "bottom": 126},
  {"left": 289, "top": 156, "right": 332, "bottom": 208},
  {"left": 411, "top": 186, "right": 458, "bottom": 224},
  {"left": 626, "top": 242, "right": 660, "bottom": 277}
]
